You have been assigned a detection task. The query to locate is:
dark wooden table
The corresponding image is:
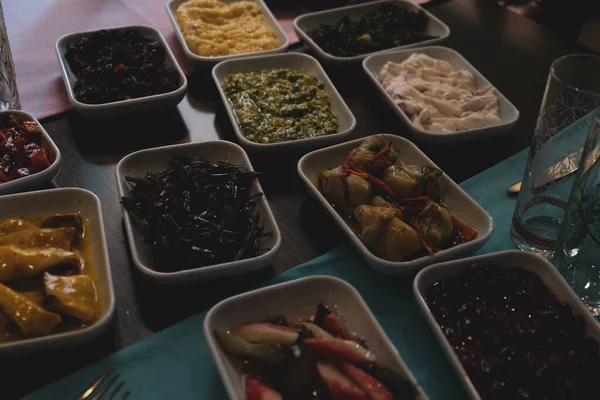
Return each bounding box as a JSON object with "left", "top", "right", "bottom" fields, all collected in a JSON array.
[{"left": 2, "top": 0, "right": 590, "bottom": 398}]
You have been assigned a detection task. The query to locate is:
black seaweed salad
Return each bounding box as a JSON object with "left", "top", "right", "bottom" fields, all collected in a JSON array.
[
  {"left": 121, "top": 156, "right": 268, "bottom": 271},
  {"left": 308, "top": 4, "right": 433, "bottom": 58}
]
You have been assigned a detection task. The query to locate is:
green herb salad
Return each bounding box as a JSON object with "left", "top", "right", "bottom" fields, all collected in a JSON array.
[{"left": 223, "top": 68, "right": 339, "bottom": 144}]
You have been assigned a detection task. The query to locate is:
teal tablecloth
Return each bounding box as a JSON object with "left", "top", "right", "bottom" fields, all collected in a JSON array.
[{"left": 24, "top": 149, "right": 529, "bottom": 400}]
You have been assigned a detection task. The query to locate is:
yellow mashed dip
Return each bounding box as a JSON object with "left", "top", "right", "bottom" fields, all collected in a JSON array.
[{"left": 176, "top": 0, "right": 280, "bottom": 57}]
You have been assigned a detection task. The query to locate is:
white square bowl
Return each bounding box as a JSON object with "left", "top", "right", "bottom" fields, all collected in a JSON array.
[
  {"left": 56, "top": 25, "right": 188, "bottom": 118},
  {"left": 293, "top": 0, "right": 450, "bottom": 65},
  {"left": 213, "top": 52, "right": 357, "bottom": 151},
  {"left": 413, "top": 250, "right": 600, "bottom": 400},
  {"left": 116, "top": 140, "right": 282, "bottom": 284},
  {"left": 166, "top": 0, "right": 289, "bottom": 68},
  {"left": 204, "top": 275, "right": 428, "bottom": 400},
  {"left": 0, "top": 111, "right": 61, "bottom": 195},
  {"left": 297, "top": 134, "right": 494, "bottom": 275},
  {"left": 363, "top": 46, "right": 520, "bottom": 143},
  {"left": 0, "top": 188, "right": 114, "bottom": 355}
]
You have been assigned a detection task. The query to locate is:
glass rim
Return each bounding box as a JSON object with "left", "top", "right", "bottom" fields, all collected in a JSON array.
[{"left": 550, "top": 54, "right": 600, "bottom": 97}]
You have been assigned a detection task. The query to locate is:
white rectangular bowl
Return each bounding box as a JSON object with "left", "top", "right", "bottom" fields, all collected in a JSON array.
[
  {"left": 0, "top": 188, "right": 114, "bottom": 355},
  {"left": 294, "top": 0, "right": 450, "bottom": 65},
  {"left": 116, "top": 140, "right": 281, "bottom": 284},
  {"left": 205, "top": 275, "right": 428, "bottom": 400},
  {"left": 297, "top": 134, "right": 493, "bottom": 275},
  {"left": 0, "top": 111, "right": 61, "bottom": 195},
  {"left": 166, "top": 0, "right": 289, "bottom": 68},
  {"left": 363, "top": 46, "right": 520, "bottom": 143},
  {"left": 56, "top": 25, "right": 188, "bottom": 118},
  {"left": 213, "top": 52, "right": 357, "bottom": 152},
  {"left": 413, "top": 250, "right": 600, "bottom": 400}
]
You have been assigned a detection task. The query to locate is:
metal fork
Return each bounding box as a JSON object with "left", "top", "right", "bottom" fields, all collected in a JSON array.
[{"left": 76, "top": 370, "right": 131, "bottom": 400}]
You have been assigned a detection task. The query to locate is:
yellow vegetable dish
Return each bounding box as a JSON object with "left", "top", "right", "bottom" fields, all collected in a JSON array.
[
  {"left": 0, "top": 214, "right": 99, "bottom": 343},
  {"left": 176, "top": 0, "right": 280, "bottom": 57}
]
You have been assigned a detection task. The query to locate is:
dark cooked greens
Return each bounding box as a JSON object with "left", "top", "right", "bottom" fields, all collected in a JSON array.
[
  {"left": 308, "top": 4, "right": 433, "bottom": 57},
  {"left": 121, "top": 156, "right": 267, "bottom": 271},
  {"left": 223, "top": 68, "right": 339, "bottom": 144},
  {"left": 65, "top": 29, "right": 180, "bottom": 104}
]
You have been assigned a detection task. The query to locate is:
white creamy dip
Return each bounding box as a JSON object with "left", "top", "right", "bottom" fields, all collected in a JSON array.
[{"left": 379, "top": 54, "right": 501, "bottom": 134}]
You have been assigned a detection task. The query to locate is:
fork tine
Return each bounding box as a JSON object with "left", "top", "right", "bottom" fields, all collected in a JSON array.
[
  {"left": 77, "top": 370, "right": 111, "bottom": 400},
  {"left": 117, "top": 390, "right": 131, "bottom": 400},
  {"left": 105, "top": 381, "right": 124, "bottom": 400},
  {"left": 90, "top": 373, "right": 119, "bottom": 400}
]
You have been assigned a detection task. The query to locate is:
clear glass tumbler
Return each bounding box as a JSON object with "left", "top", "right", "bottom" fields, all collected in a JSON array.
[
  {"left": 0, "top": 3, "right": 19, "bottom": 110},
  {"left": 511, "top": 54, "right": 600, "bottom": 257},
  {"left": 552, "top": 108, "right": 600, "bottom": 316}
]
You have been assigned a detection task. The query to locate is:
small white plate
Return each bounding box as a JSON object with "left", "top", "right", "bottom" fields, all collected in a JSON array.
[
  {"left": 204, "top": 275, "right": 428, "bottom": 400},
  {"left": 297, "top": 134, "right": 493, "bottom": 275},
  {"left": 166, "top": 0, "right": 289, "bottom": 68},
  {"left": 414, "top": 250, "right": 600, "bottom": 400},
  {"left": 294, "top": 0, "right": 450, "bottom": 65},
  {"left": 116, "top": 140, "right": 281, "bottom": 284},
  {"left": 0, "top": 188, "right": 114, "bottom": 355},
  {"left": 213, "top": 52, "right": 356, "bottom": 151},
  {"left": 56, "top": 25, "right": 188, "bottom": 118},
  {"left": 363, "top": 46, "right": 520, "bottom": 143},
  {"left": 0, "top": 111, "right": 61, "bottom": 195}
]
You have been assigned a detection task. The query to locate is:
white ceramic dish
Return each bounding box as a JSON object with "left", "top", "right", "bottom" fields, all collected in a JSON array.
[
  {"left": 116, "top": 140, "right": 281, "bottom": 284},
  {"left": 205, "top": 275, "right": 428, "bottom": 400},
  {"left": 297, "top": 134, "right": 493, "bottom": 275},
  {"left": 213, "top": 53, "right": 356, "bottom": 151},
  {"left": 166, "top": 0, "right": 289, "bottom": 68},
  {"left": 414, "top": 250, "right": 600, "bottom": 400},
  {"left": 0, "top": 188, "right": 114, "bottom": 355},
  {"left": 56, "top": 25, "right": 188, "bottom": 118},
  {"left": 294, "top": 0, "right": 450, "bottom": 65},
  {"left": 363, "top": 46, "right": 520, "bottom": 143},
  {"left": 0, "top": 111, "right": 61, "bottom": 195}
]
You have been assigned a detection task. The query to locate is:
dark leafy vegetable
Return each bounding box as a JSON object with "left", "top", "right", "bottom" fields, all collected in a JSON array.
[
  {"left": 223, "top": 68, "right": 339, "bottom": 144},
  {"left": 308, "top": 4, "right": 433, "bottom": 57},
  {"left": 121, "top": 156, "right": 267, "bottom": 271},
  {"left": 65, "top": 29, "right": 180, "bottom": 104}
]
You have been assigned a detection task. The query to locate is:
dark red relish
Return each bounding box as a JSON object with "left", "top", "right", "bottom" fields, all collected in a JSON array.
[
  {"left": 65, "top": 29, "right": 180, "bottom": 104},
  {"left": 425, "top": 264, "right": 600, "bottom": 400},
  {"left": 0, "top": 116, "right": 51, "bottom": 183}
]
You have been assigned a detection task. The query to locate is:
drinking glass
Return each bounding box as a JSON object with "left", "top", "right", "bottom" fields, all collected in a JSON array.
[
  {"left": 0, "top": 3, "right": 20, "bottom": 110},
  {"left": 511, "top": 54, "right": 600, "bottom": 257},
  {"left": 552, "top": 108, "right": 600, "bottom": 316}
]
